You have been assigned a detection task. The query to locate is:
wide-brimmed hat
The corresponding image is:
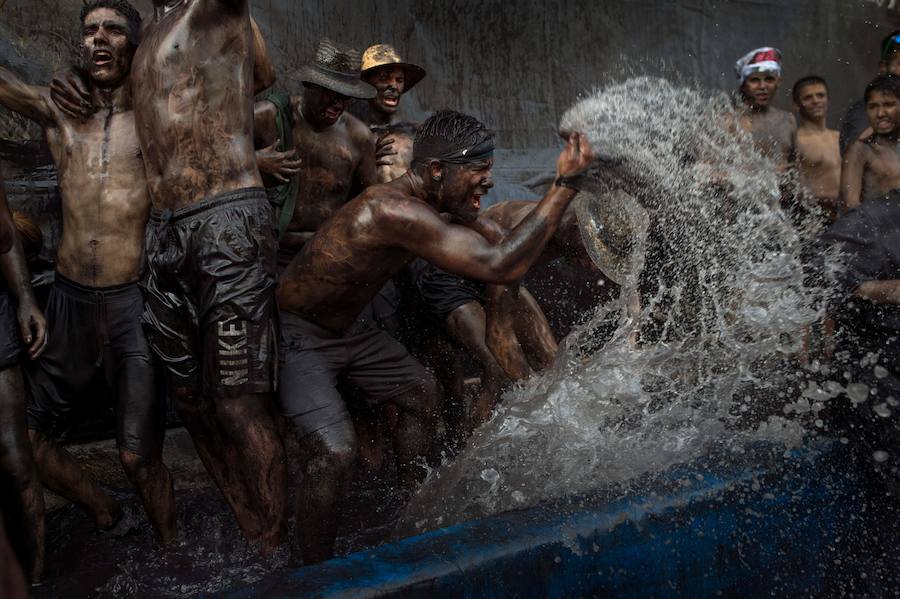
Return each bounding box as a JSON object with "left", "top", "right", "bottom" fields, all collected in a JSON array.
[
  {"left": 299, "top": 39, "right": 375, "bottom": 100},
  {"left": 572, "top": 187, "right": 650, "bottom": 286},
  {"left": 361, "top": 44, "right": 426, "bottom": 91}
]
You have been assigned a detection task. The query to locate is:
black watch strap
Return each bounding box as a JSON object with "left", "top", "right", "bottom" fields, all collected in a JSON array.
[{"left": 554, "top": 174, "right": 581, "bottom": 191}]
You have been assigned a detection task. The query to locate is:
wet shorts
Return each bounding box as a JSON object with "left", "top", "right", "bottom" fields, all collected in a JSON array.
[
  {"left": 0, "top": 291, "right": 22, "bottom": 371},
  {"left": 142, "top": 188, "right": 278, "bottom": 398},
  {"left": 25, "top": 274, "right": 162, "bottom": 456},
  {"left": 279, "top": 311, "right": 432, "bottom": 436},
  {"left": 409, "top": 258, "right": 486, "bottom": 323}
]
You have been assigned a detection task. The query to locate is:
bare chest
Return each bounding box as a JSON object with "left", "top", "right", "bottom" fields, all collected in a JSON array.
[
  {"left": 294, "top": 128, "right": 361, "bottom": 200},
  {"left": 796, "top": 134, "right": 840, "bottom": 170},
  {"left": 740, "top": 111, "right": 793, "bottom": 160}
]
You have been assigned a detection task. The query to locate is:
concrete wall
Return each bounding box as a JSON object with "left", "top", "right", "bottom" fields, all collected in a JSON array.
[{"left": 1, "top": 0, "right": 899, "bottom": 147}]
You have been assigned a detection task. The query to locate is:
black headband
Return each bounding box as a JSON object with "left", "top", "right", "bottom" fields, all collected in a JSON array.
[{"left": 413, "top": 136, "right": 495, "bottom": 165}]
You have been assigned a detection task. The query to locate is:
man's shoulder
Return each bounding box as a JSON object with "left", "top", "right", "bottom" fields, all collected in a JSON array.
[
  {"left": 343, "top": 112, "right": 376, "bottom": 145},
  {"left": 364, "top": 187, "right": 435, "bottom": 222}
]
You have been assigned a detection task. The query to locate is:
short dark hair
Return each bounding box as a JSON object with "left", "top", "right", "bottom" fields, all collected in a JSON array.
[
  {"left": 80, "top": 0, "right": 142, "bottom": 48},
  {"left": 865, "top": 74, "right": 900, "bottom": 103},
  {"left": 792, "top": 76, "right": 827, "bottom": 102},
  {"left": 881, "top": 30, "right": 900, "bottom": 63},
  {"left": 413, "top": 110, "right": 494, "bottom": 166}
]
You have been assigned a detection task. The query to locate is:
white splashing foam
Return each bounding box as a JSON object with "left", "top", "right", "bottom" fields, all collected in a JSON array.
[{"left": 398, "top": 77, "right": 841, "bottom": 534}]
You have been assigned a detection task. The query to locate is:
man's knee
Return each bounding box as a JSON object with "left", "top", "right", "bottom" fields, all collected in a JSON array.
[
  {"left": 299, "top": 422, "right": 358, "bottom": 475},
  {"left": 119, "top": 448, "right": 151, "bottom": 479},
  {"left": 216, "top": 394, "right": 271, "bottom": 429},
  {"left": 399, "top": 370, "right": 441, "bottom": 419}
]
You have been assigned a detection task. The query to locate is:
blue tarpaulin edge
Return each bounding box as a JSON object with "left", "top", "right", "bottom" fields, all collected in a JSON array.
[{"left": 215, "top": 440, "right": 855, "bottom": 598}]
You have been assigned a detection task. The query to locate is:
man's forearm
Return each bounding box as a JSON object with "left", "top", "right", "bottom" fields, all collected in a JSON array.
[
  {"left": 857, "top": 280, "right": 900, "bottom": 305},
  {"left": 0, "top": 66, "right": 53, "bottom": 125},
  {"left": 0, "top": 238, "right": 37, "bottom": 307},
  {"left": 489, "top": 184, "right": 576, "bottom": 281}
]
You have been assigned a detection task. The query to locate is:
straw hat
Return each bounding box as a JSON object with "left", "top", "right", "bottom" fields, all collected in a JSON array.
[
  {"left": 299, "top": 39, "right": 376, "bottom": 100},
  {"left": 572, "top": 188, "right": 649, "bottom": 286},
  {"left": 361, "top": 44, "right": 426, "bottom": 91}
]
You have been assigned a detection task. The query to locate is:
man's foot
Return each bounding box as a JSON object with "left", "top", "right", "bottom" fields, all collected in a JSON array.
[{"left": 94, "top": 501, "right": 124, "bottom": 531}]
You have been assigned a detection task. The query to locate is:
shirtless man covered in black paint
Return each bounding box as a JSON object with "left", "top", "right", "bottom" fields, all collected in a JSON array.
[
  {"left": 277, "top": 110, "right": 594, "bottom": 564},
  {"left": 0, "top": 0, "right": 176, "bottom": 560},
  {"left": 130, "top": 0, "right": 285, "bottom": 554}
]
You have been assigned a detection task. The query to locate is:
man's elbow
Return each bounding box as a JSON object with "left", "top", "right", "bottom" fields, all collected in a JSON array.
[{"left": 483, "top": 260, "right": 525, "bottom": 285}]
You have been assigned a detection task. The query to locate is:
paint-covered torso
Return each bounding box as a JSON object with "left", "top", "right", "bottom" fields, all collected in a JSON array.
[
  {"left": 132, "top": 0, "right": 260, "bottom": 211},
  {"left": 44, "top": 105, "right": 150, "bottom": 287}
]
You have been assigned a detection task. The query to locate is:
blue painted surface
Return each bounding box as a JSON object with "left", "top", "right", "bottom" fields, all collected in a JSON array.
[{"left": 217, "top": 441, "right": 858, "bottom": 598}]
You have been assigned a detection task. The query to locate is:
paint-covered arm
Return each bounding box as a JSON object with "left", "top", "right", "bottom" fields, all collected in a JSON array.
[
  {"left": 856, "top": 280, "right": 900, "bottom": 305},
  {"left": 251, "top": 17, "right": 276, "bottom": 95},
  {"left": 839, "top": 141, "right": 865, "bottom": 212},
  {"left": 0, "top": 173, "right": 46, "bottom": 359},
  {"left": 388, "top": 134, "right": 595, "bottom": 284},
  {"left": 0, "top": 66, "right": 55, "bottom": 127}
]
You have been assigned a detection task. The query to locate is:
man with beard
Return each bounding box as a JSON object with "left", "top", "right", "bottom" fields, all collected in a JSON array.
[
  {"left": 841, "top": 75, "right": 900, "bottom": 211},
  {"left": 123, "top": 0, "right": 285, "bottom": 554},
  {"left": 793, "top": 76, "right": 841, "bottom": 222},
  {"left": 733, "top": 47, "right": 796, "bottom": 169},
  {"left": 0, "top": 170, "right": 46, "bottom": 583},
  {"left": 353, "top": 44, "right": 426, "bottom": 183},
  {"left": 277, "top": 110, "right": 594, "bottom": 563},
  {"left": 0, "top": 0, "right": 177, "bottom": 556},
  {"left": 254, "top": 39, "right": 377, "bottom": 268}
]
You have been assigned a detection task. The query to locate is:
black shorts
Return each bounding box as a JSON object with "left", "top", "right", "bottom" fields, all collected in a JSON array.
[
  {"left": 409, "top": 258, "right": 486, "bottom": 323},
  {"left": 25, "top": 275, "right": 162, "bottom": 456},
  {"left": 279, "top": 312, "right": 432, "bottom": 436},
  {"left": 0, "top": 291, "right": 22, "bottom": 371},
  {"left": 142, "top": 188, "right": 278, "bottom": 398}
]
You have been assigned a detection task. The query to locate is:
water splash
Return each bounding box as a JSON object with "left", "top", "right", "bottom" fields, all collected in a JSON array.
[{"left": 400, "top": 77, "right": 842, "bottom": 533}]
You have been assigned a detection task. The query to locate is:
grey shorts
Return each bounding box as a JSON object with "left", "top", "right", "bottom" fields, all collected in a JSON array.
[{"left": 279, "top": 312, "right": 431, "bottom": 436}]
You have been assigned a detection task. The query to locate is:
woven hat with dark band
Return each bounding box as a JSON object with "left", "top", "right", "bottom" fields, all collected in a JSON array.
[
  {"left": 361, "top": 44, "right": 426, "bottom": 91},
  {"left": 299, "top": 39, "right": 376, "bottom": 100}
]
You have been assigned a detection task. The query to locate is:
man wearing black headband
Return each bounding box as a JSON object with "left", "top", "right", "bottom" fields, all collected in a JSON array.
[
  {"left": 277, "top": 110, "right": 594, "bottom": 564},
  {"left": 839, "top": 30, "right": 900, "bottom": 156}
]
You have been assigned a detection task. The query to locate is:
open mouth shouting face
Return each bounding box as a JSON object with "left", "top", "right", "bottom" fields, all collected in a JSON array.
[
  {"left": 368, "top": 66, "right": 406, "bottom": 115},
  {"left": 81, "top": 8, "right": 133, "bottom": 87},
  {"left": 867, "top": 90, "right": 900, "bottom": 136},
  {"left": 444, "top": 159, "right": 494, "bottom": 223}
]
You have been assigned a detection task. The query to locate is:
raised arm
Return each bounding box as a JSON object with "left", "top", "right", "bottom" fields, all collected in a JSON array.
[
  {"left": 839, "top": 141, "right": 866, "bottom": 212},
  {"left": 0, "top": 66, "right": 55, "bottom": 127},
  {"left": 387, "top": 133, "right": 594, "bottom": 284},
  {"left": 250, "top": 17, "right": 276, "bottom": 95}
]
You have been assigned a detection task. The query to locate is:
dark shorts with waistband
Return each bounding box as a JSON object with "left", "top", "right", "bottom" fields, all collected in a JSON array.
[
  {"left": 0, "top": 291, "right": 22, "bottom": 371},
  {"left": 279, "top": 311, "right": 432, "bottom": 436},
  {"left": 142, "top": 187, "right": 278, "bottom": 398},
  {"left": 25, "top": 274, "right": 162, "bottom": 456},
  {"left": 409, "top": 258, "right": 486, "bottom": 323}
]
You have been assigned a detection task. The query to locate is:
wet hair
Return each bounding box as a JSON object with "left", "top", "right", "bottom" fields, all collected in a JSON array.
[
  {"left": 864, "top": 74, "right": 900, "bottom": 103},
  {"left": 412, "top": 110, "right": 495, "bottom": 166},
  {"left": 881, "top": 30, "right": 900, "bottom": 63},
  {"left": 80, "top": 0, "right": 142, "bottom": 48},
  {"left": 792, "top": 76, "right": 827, "bottom": 102}
]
